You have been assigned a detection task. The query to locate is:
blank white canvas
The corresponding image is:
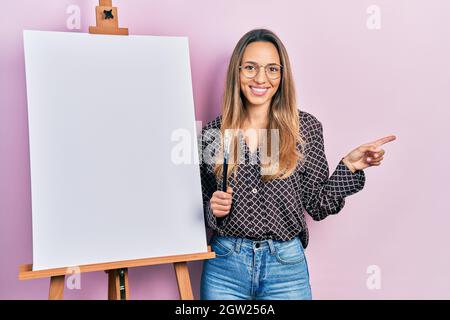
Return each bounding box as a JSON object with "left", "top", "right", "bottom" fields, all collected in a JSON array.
[{"left": 23, "top": 30, "right": 207, "bottom": 271}]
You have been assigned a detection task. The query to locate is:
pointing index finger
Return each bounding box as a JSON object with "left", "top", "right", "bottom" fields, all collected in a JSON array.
[{"left": 373, "top": 135, "right": 397, "bottom": 146}]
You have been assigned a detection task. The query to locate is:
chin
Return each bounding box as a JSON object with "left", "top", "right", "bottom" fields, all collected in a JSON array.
[
  {"left": 246, "top": 95, "right": 272, "bottom": 107},
  {"left": 248, "top": 99, "right": 269, "bottom": 107}
]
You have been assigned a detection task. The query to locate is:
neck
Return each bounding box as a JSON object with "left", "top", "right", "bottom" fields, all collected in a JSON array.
[{"left": 244, "top": 100, "right": 270, "bottom": 128}]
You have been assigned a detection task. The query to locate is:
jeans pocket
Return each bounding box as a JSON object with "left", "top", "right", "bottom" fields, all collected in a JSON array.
[
  {"left": 211, "top": 237, "right": 234, "bottom": 257},
  {"left": 275, "top": 238, "right": 305, "bottom": 265}
]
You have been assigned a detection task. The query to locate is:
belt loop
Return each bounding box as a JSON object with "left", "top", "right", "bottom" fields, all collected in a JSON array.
[
  {"left": 267, "top": 239, "right": 276, "bottom": 255},
  {"left": 235, "top": 237, "right": 242, "bottom": 254}
]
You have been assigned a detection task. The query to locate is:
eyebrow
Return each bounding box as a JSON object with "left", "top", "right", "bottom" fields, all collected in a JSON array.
[{"left": 242, "top": 60, "right": 279, "bottom": 65}]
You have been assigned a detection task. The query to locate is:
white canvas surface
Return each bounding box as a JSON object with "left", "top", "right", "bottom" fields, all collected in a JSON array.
[{"left": 23, "top": 30, "right": 207, "bottom": 271}]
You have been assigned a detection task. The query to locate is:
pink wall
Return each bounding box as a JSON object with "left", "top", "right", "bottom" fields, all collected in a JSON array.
[{"left": 1, "top": 0, "right": 449, "bottom": 299}]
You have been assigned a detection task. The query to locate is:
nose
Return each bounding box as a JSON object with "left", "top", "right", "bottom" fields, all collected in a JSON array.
[{"left": 254, "top": 67, "right": 268, "bottom": 84}]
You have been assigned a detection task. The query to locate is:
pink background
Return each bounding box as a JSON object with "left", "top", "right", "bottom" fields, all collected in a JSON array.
[{"left": 1, "top": 0, "right": 449, "bottom": 299}]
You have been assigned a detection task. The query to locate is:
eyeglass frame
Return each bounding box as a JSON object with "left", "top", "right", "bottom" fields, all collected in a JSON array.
[{"left": 238, "top": 62, "right": 284, "bottom": 80}]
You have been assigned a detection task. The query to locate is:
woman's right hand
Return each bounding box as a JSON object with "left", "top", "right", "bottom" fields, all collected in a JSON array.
[{"left": 210, "top": 187, "right": 233, "bottom": 218}]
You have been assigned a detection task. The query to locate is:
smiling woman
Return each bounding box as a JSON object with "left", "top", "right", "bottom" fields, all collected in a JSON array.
[
  {"left": 199, "top": 28, "right": 395, "bottom": 301},
  {"left": 216, "top": 29, "right": 303, "bottom": 182},
  {"left": 239, "top": 44, "right": 282, "bottom": 102}
]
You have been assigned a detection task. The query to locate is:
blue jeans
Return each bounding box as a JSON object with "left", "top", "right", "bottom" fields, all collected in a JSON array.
[{"left": 200, "top": 234, "right": 312, "bottom": 300}]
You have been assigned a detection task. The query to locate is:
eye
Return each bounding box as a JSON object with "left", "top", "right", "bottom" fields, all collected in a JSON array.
[
  {"left": 268, "top": 65, "right": 280, "bottom": 73},
  {"left": 244, "top": 64, "right": 255, "bottom": 71}
]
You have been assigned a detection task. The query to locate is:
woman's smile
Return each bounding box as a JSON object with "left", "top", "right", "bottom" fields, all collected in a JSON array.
[{"left": 249, "top": 85, "right": 270, "bottom": 96}]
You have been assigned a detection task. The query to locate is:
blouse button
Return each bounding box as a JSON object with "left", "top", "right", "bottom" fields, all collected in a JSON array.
[{"left": 252, "top": 188, "right": 258, "bottom": 194}]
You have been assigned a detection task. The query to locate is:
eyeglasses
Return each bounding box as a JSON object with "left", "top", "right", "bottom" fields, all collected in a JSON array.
[{"left": 239, "top": 62, "right": 283, "bottom": 80}]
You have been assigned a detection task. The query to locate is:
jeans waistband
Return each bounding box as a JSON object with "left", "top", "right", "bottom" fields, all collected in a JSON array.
[{"left": 212, "top": 234, "right": 300, "bottom": 255}]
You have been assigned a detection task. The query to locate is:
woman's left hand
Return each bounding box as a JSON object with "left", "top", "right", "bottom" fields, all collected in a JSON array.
[{"left": 342, "top": 135, "right": 397, "bottom": 172}]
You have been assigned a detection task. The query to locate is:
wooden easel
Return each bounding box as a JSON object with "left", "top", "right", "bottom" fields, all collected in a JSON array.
[
  {"left": 19, "top": 247, "right": 216, "bottom": 300},
  {"left": 88, "top": 0, "right": 129, "bottom": 35},
  {"left": 19, "top": 0, "right": 217, "bottom": 300}
]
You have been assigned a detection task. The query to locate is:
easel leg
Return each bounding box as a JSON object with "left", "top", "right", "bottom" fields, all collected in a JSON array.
[
  {"left": 108, "top": 268, "right": 129, "bottom": 300},
  {"left": 173, "top": 262, "right": 194, "bottom": 300},
  {"left": 49, "top": 275, "right": 65, "bottom": 300}
]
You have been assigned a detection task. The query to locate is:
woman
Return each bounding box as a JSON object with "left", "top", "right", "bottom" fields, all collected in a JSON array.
[{"left": 199, "top": 29, "right": 396, "bottom": 300}]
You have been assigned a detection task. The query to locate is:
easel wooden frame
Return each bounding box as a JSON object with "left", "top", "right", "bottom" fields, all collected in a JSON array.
[
  {"left": 88, "top": 0, "right": 129, "bottom": 35},
  {"left": 19, "top": 247, "right": 216, "bottom": 300},
  {"left": 19, "top": 0, "right": 217, "bottom": 300}
]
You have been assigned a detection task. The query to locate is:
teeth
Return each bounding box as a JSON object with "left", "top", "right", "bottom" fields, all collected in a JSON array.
[{"left": 251, "top": 87, "right": 268, "bottom": 92}]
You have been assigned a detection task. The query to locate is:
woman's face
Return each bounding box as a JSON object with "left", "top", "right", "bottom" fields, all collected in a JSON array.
[{"left": 239, "top": 41, "right": 281, "bottom": 109}]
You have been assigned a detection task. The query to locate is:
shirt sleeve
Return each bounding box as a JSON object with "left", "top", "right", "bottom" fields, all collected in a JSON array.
[
  {"left": 299, "top": 120, "right": 366, "bottom": 221},
  {"left": 199, "top": 127, "right": 230, "bottom": 230}
]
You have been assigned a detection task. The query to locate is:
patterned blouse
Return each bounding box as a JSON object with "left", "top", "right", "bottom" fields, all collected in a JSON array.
[{"left": 198, "top": 109, "right": 365, "bottom": 248}]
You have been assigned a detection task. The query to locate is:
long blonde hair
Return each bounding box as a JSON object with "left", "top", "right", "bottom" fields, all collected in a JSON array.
[{"left": 214, "top": 29, "right": 306, "bottom": 182}]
